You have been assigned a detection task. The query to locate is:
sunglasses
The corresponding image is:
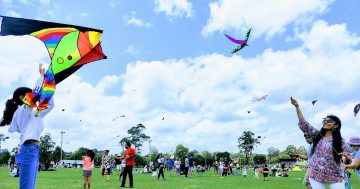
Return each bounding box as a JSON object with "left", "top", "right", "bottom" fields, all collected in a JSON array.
[{"left": 322, "top": 118, "right": 335, "bottom": 124}]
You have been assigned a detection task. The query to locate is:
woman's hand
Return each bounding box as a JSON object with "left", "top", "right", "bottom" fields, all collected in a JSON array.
[
  {"left": 39, "top": 63, "right": 45, "bottom": 76},
  {"left": 290, "top": 97, "right": 299, "bottom": 107}
]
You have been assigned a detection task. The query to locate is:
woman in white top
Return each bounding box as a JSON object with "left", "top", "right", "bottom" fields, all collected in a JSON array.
[{"left": 0, "top": 66, "right": 54, "bottom": 189}]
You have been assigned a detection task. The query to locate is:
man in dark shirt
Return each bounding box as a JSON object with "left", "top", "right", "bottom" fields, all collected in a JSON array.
[{"left": 188, "top": 155, "right": 194, "bottom": 178}]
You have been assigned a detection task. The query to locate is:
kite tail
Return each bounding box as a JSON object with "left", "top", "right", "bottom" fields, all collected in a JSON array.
[
  {"left": 22, "top": 92, "right": 40, "bottom": 108},
  {"left": 35, "top": 68, "right": 56, "bottom": 115}
]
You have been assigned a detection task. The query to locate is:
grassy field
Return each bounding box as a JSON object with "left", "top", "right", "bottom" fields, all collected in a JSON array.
[{"left": 1, "top": 167, "right": 359, "bottom": 189}]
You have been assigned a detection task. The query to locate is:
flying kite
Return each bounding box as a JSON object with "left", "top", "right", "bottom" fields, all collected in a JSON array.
[
  {"left": 112, "top": 115, "right": 125, "bottom": 121},
  {"left": 251, "top": 95, "right": 268, "bottom": 103},
  {"left": 312, "top": 100, "right": 317, "bottom": 105},
  {"left": 225, "top": 28, "right": 251, "bottom": 53},
  {"left": 354, "top": 103, "right": 360, "bottom": 117},
  {"left": 111, "top": 134, "right": 120, "bottom": 140},
  {"left": 0, "top": 15, "right": 107, "bottom": 115},
  {"left": 162, "top": 117, "right": 165, "bottom": 120}
]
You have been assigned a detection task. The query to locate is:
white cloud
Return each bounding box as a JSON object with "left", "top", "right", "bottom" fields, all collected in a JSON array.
[
  {"left": 123, "top": 12, "right": 152, "bottom": 28},
  {"left": 109, "top": 0, "right": 121, "bottom": 8},
  {"left": 6, "top": 10, "right": 21, "bottom": 17},
  {"left": 202, "top": 0, "right": 334, "bottom": 38},
  {"left": 125, "top": 45, "right": 141, "bottom": 55},
  {"left": 1, "top": 20, "right": 360, "bottom": 155},
  {"left": 297, "top": 20, "right": 360, "bottom": 55},
  {"left": 154, "top": 0, "right": 193, "bottom": 18}
]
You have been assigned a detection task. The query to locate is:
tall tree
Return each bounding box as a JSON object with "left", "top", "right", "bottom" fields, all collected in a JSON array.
[
  {"left": 0, "top": 149, "right": 10, "bottom": 164},
  {"left": 50, "top": 146, "right": 64, "bottom": 163},
  {"left": 174, "top": 144, "right": 189, "bottom": 161},
  {"left": 40, "top": 133, "right": 56, "bottom": 170},
  {"left": 253, "top": 154, "right": 267, "bottom": 165},
  {"left": 238, "top": 131, "right": 260, "bottom": 165},
  {"left": 120, "top": 123, "right": 150, "bottom": 152},
  {"left": 267, "top": 147, "right": 281, "bottom": 160},
  {"left": 201, "top": 150, "right": 214, "bottom": 165}
]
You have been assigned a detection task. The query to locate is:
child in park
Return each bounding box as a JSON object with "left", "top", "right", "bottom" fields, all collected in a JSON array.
[
  {"left": 242, "top": 167, "right": 247, "bottom": 179},
  {"left": 254, "top": 168, "right": 259, "bottom": 180},
  {"left": 82, "top": 150, "right": 95, "bottom": 189}
]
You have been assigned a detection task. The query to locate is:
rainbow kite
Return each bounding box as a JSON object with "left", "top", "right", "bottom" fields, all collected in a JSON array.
[{"left": 0, "top": 15, "right": 107, "bottom": 115}]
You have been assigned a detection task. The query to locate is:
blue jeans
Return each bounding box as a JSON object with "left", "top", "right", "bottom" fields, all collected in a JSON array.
[{"left": 16, "top": 143, "right": 40, "bottom": 189}]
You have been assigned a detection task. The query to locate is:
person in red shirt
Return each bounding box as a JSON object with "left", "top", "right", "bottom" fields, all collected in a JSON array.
[{"left": 120, "top": 142, "right": 137, "bottom": 188}]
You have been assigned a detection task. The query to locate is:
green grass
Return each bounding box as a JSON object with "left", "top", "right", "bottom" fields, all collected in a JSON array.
[{"left": 1, "top": 167, "right": 359, "bottom": 189}]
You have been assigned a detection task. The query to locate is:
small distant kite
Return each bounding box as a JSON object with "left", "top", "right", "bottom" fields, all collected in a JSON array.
[
  {"left": 111, "top": 134, "right": 120, "bottom": 140},
  {"left": 354, "top": 103, "right": 360, "bottom": 117},
  {"left": 312, "top": 100, "right": 317, "bottom": 105},
  {"left": 251, "top": 95, "right": 268, "bottom": 103},
  {"left": 0, "top": 15, "right": 107, "bottom": 115},
  {"left": 247, "top": 111, "right": 251, "bottom": 114},
  {"left": 225, "top": 28, "right": 251, "bottom": 53},
  {"left": 62, "top": 109, "right": 65, "bottom": 111},
  {"left": 162, "top": 117, "right": 165, "bottom": 120},
  {"left": 112, "top": 115, "right": 125, "bottom": 121}
]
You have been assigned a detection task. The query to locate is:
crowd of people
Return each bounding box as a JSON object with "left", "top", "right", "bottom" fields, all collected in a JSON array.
[{"left": 0, "top": 66, "right": 359, "bottom": 189}]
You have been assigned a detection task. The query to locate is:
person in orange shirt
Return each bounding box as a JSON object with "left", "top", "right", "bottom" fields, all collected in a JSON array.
[
  {"left": 120, "top": 142, "right": 137, "bottom": 188},
  {"left": 82, "top": 150, "right": 95, "bottom": 189}
]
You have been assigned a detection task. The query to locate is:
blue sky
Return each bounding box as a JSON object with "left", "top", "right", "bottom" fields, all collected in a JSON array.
[{"left": 1, "top": 0, "right": 360, "bottom": 155}]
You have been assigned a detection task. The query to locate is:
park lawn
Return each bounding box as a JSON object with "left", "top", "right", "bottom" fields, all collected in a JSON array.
[{"left": 0, "top": 167, "right": 359, "bottom": 189}]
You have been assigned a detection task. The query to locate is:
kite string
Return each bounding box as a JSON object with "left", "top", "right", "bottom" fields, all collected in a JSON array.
[{"left": 242, "top": 17, "right": 250, "bottom": 30}]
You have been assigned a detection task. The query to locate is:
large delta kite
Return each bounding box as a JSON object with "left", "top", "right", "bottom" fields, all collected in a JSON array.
[{"left": 0, "top": 15, "right": 107, "bottom": 115}]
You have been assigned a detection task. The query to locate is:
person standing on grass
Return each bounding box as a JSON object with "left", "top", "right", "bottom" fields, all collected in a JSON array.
[
  {"left": 101, "top": 150, "right": 111, "bottom": 182},
  {"left": 120, "top": 142, "right": 137, "bottom": 188},
  {"left": 1, "top": 64, "right": 54, "bottom": 189},
  {"left": 213, "top": 159, "right": 219, "bottom": 176},
  {"left": 343, "top": 137, "right": 360, "bottom": 180},
  {"left": 188, "top": 154, "right": 194, "bottom": 178},
  {"left": 184, "top": 156, "right": 189, "bottom": 177},
  {"left": 82, "top": 150, "right": 95, "bottom": 189},
  {"left": 254, "top": 168, "right": 259, "bottom": 180},
  {"left": 175, "top": 158, "right": 181, "bottom": 176},
  {"left": 291, "top": 97, "right": 350, "bottom": 189},
  {"left": 294, "top": 133, "right": 313, "bottom": 189},
  {"left": 157, "top": 154, "right": 166, "bottom": 181},
  {"left": 242, "top": 167, "right": 247, "bottom": 179},
  {"left": 263, "top": 164, "right": 269, "bottom": 181},
  {"left": 168, "top": 155, "right": 175, "bottom": 177},
  {"left": 114, "top": 154, "right": 121, "bottom": 178}
]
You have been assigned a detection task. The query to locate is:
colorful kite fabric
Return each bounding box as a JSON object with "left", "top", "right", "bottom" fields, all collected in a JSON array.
[
  {"left": 0, "top": 15, "right": 107, "bottom": 115},
  {"left": 354, "top": 103, "right": 360, "bottom": 117},
  {"left": 225, "top": 28, "right": 251, "bottom": 53}
]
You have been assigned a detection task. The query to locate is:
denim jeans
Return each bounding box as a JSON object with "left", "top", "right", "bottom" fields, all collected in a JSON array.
[{"left": 16, "top": 143, "right": 40, "bottom": 189}]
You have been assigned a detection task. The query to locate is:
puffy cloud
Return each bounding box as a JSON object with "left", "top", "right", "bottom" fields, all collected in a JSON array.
[
  {"left": 202, "top": 0, "right": 334, "bottom": 38},
  {"left": 1, "top": 20, "right": 359, "bottom": 154},
  {"left": 123, "top": 12, "right": 152, "bottom": 28},
  {"left": 154, "top": 0, "right": 193, "bottom": 18}
]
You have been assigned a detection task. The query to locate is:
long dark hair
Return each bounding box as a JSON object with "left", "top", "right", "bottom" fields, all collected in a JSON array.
[
  {"left": 0, "top": 87, "right": 32, "bottom": 126},
  {"left": 311, "top": 115, "right": 343, "bottom": 164},
  {"left": 87, "top": 150, "right": 95, "bottom": 161}
]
